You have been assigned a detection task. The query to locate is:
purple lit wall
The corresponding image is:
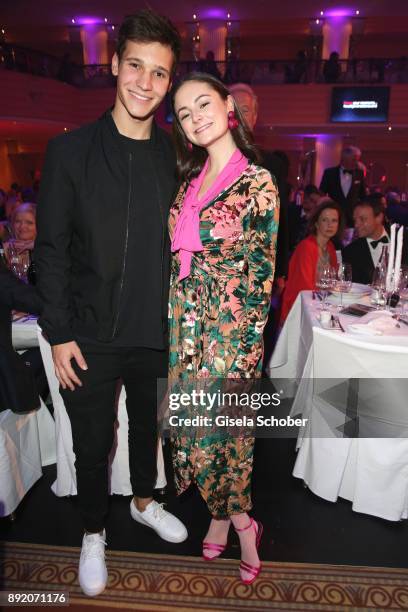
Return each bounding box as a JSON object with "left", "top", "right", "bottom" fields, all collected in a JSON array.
[
  {"left": 79, "top": 23, "right": 109, "bottom": 65},
  {"left": 322, "top": 16, "right": 352, "bottom": 59}
]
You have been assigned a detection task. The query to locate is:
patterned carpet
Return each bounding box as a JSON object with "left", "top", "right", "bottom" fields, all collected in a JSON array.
[{"left": 1, "top": 541, "right": 408, "bottom": 611}]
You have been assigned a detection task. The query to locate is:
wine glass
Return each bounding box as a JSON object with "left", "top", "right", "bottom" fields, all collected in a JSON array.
[
  {"left": 7, "top": 243, "right": 24, "bottom": 279},
  {"left": 316, "top": 263, "right": 335, "bottom": 311},
  {"left": 335, "top": 262, "right": 352, "bottom": 311}
]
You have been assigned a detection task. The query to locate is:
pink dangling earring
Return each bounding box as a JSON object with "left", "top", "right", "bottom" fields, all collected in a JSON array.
[
  {"left": 228, "top": 110, "right": 239, "bottom": 130},
  {"left": 187, "top": 141, "right": 193, "bottom": 151}
]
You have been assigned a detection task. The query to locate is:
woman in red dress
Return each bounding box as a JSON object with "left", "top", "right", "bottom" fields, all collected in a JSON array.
[{"left": 280, "top": 199, "right": 344, "bottom": 323}]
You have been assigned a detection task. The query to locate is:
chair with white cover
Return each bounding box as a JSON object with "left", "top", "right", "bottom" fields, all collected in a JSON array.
[
  {"left": 37, "top": 327, "right": 166, "bottom": 497},
  {"left": 293, "top": 327, "right": 408, "bottom": 521},
  {"left": 0, "top": 408, "right": 43, "bottom": 516}
]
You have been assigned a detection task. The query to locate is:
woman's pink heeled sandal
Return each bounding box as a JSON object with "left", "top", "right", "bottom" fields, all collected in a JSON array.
[
  {"left": 234, "top": 518, "right": 263, "bottom": 584},
  {"left": 202, "top": 541, "right": 226, "bottom": 561}
]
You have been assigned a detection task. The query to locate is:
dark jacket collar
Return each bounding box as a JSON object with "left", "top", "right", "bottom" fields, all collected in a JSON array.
[{"left": 100, "top": 108, "right": 160, "bottom": 151}]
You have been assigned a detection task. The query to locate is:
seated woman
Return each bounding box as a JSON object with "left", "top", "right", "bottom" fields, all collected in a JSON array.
[
  {"left": 3, "top": 202, "right": 37, "bottom": 275},
  {"left": 280, "top": 199, "right": 343, "bottom": 323}
]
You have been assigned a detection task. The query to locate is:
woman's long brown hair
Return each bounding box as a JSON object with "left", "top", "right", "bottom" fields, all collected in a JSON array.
[{"left": 171, "top": 71, "right": 261, "bottom": 183}]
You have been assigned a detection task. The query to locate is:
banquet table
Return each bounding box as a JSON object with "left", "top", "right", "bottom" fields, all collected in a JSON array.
[{"left": 266, "top": 290, "right": 408, "bottom": 521}]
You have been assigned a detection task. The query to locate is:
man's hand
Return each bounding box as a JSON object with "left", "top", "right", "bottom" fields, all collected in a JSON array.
[{"left": 52, "top": 341, "right": 88, "bottom": 391}]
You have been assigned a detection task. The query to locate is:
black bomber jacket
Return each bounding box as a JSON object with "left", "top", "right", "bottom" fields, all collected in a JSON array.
[{"left": 35, "top": 110, "right": 177, "bottom": 345}]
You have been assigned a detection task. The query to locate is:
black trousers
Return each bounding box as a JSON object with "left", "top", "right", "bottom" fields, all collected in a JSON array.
[{"left": 60, "top": 345, "right": 167, "bottom": 533}]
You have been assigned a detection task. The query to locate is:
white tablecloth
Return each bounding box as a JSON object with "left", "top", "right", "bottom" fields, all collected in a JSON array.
[
  {"left": 12, "top": 316, "right": 39, "bottom": 350},
  {"left": 37, "top": 327, "right": 166, "bottom": 497},
  {"left": 0, "top": 408, "right": 42, "bottom": 516},
  {"left": 266, "top": 291, "right": 408, "bottom": 521}
]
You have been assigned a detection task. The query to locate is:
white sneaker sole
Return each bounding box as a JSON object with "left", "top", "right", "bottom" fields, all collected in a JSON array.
[{"left": 79, "top": 577, "right": 107, "bottom": 598}]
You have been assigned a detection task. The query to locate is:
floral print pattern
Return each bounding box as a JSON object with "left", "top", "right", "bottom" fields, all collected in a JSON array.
[{"left": 168, "top": 164, "right": 279, "bottom": 517}]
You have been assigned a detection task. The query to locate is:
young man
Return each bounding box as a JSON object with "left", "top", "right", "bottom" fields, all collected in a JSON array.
[{"left": 35, "top": 10, "right": 186, "bottom": 597}]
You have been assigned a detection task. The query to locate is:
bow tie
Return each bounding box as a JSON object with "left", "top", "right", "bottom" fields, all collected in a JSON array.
[
  {"left": 370, "top": 236, "right": 388, "bottom": 249},
  {"left": 342, "top": 168, "right": 353, "bottom": 175}
]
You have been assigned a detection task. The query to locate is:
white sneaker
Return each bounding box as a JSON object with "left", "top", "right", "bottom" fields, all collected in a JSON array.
[
  {"left": 130, "top": 500, "right": 188, "bottom": 543},
  {"left": 78, "top": 530, "right": 108, "bottom": 597}
]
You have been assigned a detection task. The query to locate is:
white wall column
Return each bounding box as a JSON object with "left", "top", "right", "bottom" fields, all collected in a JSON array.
[
  {"left": 314, "top": 134, "right": 343, "bottom": 186},
  {"left": 80, "top": 25, "right": 109, "bottom": 65},
  {"left": 322, "top": 17, "right": 352, "bottom": 59},
  {"left": 199, "top": 20, "right": 227, "bottom": 62}
]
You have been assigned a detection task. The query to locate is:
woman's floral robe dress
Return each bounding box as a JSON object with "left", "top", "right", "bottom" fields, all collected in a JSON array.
[{"left": 168, "top": 164, "right": 279, "bottom": 517}]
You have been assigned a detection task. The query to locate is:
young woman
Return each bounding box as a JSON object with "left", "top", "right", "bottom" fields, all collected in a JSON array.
[
  {"left": 280, "top": 199, "right": 343, "bottom": 322},
  {"left": 168, "top": 72, "right": 279, "bottom": 584}
]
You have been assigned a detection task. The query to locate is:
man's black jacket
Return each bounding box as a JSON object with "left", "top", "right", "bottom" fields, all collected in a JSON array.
[
  {"left": 35, "top": 111, "right": 176, "bottom": 346},
  {"left": 342, "top": 231, "right": 408, "bottom": 286},
  {"left": 319, "top": 165, "right": 366, "bottom": 227},
  {"left": 0, "top": 258, "right": 42, "bottom": 347},
  {"left": 0, "top": 259, "right": 43, "bottom": 414}
]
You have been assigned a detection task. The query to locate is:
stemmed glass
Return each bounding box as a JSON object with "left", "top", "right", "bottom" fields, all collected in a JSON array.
[
  {"left": 316, "top": 263, "right": 336, "bottom": 311},
  {"left": 7, "top": 243, "right": 24, "bottom": 280},
  {"left": 335, "top": 262, "right": 352, "bottom": 310}
]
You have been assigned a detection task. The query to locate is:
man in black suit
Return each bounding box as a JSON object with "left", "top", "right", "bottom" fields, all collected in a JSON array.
[
  {"left": 342, "top": 196, "right": 408, "bottom": 285},
  {"left": 320, "top": 146, "right": 366, "bottom": 227},
  {"left": 0, "top": 257, "right": 43, "bottom": 413},
  {"left": 288, "top": 184, "right": 321, "bottom": 252}
]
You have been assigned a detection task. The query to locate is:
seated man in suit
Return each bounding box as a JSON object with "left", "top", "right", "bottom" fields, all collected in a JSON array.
[
  {"left": 320, "top": 146, "right": 366, "bottom": 228},
  {"left": 342, "top": 196, "right": 397, "bottom": 285},
  {"left": 0, "top": 257, "right": 43, "bottom": 412}
]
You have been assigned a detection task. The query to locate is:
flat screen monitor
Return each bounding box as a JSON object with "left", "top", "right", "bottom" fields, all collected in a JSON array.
[{"left": 330, "top": 86, "right": 390, "bottom": 122}]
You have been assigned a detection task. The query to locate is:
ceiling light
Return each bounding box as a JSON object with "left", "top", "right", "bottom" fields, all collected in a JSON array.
[{"left": 71, "top": 18, "right": 75, "bottom": 24}]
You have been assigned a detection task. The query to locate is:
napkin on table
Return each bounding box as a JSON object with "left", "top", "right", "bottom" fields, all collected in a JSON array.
[{"left": 348, "top": 312, "right": 398, "bottom": 336}]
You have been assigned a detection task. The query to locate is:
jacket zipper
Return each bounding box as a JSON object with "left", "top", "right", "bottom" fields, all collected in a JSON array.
[
  {"left": 149, "top": 152, "right": 166, "bottom": 323},
  {"left": 111, "top": 152, "right": 132, "bottom": 339}
]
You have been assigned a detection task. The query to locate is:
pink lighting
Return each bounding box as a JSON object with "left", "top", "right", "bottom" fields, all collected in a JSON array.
[
  {"left": 201, "top": 8, "right": 225, "bottom": 19},
  {"left": 73, "top": 17, "right": 105, "bottom": 26},
  {"left": 324, "top": 8, "right": 353, "bottom": 18}
]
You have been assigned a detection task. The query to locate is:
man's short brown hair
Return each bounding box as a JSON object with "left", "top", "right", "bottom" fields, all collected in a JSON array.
[{"left": 116, "top": 10, "right": 181, "bottom": 74}]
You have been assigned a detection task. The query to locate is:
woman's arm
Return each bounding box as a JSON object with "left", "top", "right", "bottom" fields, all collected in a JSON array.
[
  {"left": 229, "top": 169, "right": 280, "bottom": 378},
  {"left": 280, "top": 238, "right": 317, "bottom": 322}
]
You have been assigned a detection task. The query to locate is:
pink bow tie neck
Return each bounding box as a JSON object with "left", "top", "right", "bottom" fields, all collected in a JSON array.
[{"left": 171, "top": 149, "right": 248, "bottom": 280}]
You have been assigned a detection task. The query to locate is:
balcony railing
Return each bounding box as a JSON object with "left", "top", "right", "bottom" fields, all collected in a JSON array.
[{"left": 1, "top": 43, "right": 408, "bottom": 88}]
